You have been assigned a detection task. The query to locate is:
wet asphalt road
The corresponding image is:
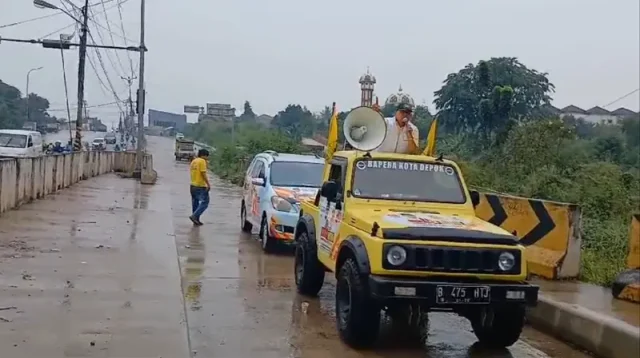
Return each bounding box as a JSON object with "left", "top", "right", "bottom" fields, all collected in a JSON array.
[
  {"left": 160, "top": 137, "right": 590, "bottom": 358},
  {"left": 0, "top": 136, "right": 593, "bottom": 358}
]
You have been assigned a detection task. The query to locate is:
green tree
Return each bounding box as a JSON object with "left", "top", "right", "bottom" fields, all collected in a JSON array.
[
  {"left": 0, "top": 79, "right": 55, "bottom": 129},
  {"left": 621, "top": 115, "right": 640, "bottom": 148},
  {"left": 239, "top": 100, "right": 256, "bottom": 121},
  {"left": 0, "top": 80, "right": 26, "bottom": 128},
  {"left": 433, "top": 57, "right": 554, "bottom": 139},
  {"left": 271, "top": 104, "right": 315, "bottom": 139},
  {"left": 313, "top": 105, "right": 333, "bottom": 134}
]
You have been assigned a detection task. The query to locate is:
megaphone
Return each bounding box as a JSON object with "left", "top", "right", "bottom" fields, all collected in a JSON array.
[{"left": 343, "top": 106, "right": 388, "bottom": 151}]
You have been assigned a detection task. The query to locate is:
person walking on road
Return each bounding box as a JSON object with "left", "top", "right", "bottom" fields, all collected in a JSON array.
[{"left": 189, "top": 149, "right": 211, "bottom": 226}]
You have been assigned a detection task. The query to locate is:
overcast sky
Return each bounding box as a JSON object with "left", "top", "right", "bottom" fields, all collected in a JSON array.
[{"left": 1, "top": 0, "right": 638, "bottom": 128}]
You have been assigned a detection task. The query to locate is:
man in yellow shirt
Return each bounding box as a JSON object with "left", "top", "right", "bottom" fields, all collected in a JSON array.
[{"left": 189, "top": 149, "right": 211, "bottom": 226}]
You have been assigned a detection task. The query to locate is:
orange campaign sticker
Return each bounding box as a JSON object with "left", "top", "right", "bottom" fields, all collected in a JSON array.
[{"left": 273, "top": 187, "right": 319, "bottom": 202}]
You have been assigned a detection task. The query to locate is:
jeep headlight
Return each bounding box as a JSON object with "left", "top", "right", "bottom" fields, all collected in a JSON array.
[
  {"left": 498, "top": 252, "right": 515, "bottom": 271},
  {"left": 386, "top": 246, "right": 407, "bottom": 266},
  {"left": 271, "top": 196, "right": 293, "bottom": 212}
]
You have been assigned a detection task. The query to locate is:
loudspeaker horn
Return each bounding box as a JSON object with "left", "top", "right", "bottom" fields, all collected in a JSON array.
[{"left": 343, "top": 106, "right": 387, "bottom": 151}]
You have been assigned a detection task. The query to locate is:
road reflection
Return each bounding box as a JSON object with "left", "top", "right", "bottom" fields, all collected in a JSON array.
[{"left": 183, "top": 228, "right": 205, "bottom": 312}]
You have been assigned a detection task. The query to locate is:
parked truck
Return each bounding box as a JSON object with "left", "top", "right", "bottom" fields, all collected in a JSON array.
[{"left": 175, "top": 138, "right": 195, "bottom": 161}]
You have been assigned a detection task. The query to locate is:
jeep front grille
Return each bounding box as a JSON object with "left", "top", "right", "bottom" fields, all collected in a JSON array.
[{"left": 382, "top": 244, "right": 521, "bottom": 275}]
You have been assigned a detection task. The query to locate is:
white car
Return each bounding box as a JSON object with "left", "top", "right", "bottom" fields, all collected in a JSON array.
[
  {"left": 0, "top": 130, "right": 43, "bottom": 158},
  {"left": 92, "top": 138, "right": 106, "bottom": 150}
]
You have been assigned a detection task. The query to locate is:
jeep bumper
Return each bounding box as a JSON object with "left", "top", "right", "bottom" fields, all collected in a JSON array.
[{"left": 368, "top": 275, "right": 539, "bottom": 307}]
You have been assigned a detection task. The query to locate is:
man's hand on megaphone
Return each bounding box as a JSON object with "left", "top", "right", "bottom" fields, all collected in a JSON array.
[
  {"left": 405, "top": 124, "right": 413, "bottom": 134},
  {"left": 372, "top": 103, "right": 381, "bottom": 113}
]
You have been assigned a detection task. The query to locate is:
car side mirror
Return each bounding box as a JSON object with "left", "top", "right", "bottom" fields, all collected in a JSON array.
[
  {"left": 320, "top": 180, "right": 339, "bottom": 202},
  {"left": 470, "top": 190, "right": 480, "bottom": 207},
  {"left": 251, "top": 177, "right": 265, "bottom": 186}
]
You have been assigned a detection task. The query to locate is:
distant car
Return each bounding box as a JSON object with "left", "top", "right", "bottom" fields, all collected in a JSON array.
[
  {"left": 105, "top": 132, "right": 117, "bottom": 144},
  {"left": 176, "top": 133, "right": 185, "bottom": 140},
  {"left": 240, "top": 150, "right": 324, "bottom": 252},
  {"left": 91, "top": 138, "right": 106, "bottom": 150}
]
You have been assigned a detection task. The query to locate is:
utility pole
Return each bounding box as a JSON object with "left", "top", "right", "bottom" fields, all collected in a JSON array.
[
  {"left": 73, "top": 0, "right": 90, "bottom": 152},
  {"left": 134, "top": 0, "right": 146, "bottom": 176},
  {"left": 121, "top": 75, "right": 136, "bottom": 135}
]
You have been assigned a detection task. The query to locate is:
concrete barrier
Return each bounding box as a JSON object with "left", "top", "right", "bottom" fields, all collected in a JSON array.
[
  {"left": 612, "top": 214, "right": 640, "bottom": 303},
  {"left": 140, "top": 153, "right": 157, "bottom": 185},
  {"left": 0, "top": 151, "right": 150, "bottom": 215},
  {"left": 472, "top": 191, "right": 582, "bottom": 279},
  {"left": 527, "top": 295, "right": 640, "bottom": 358}
]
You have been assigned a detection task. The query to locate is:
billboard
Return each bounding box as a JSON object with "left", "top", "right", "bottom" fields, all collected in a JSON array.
[
  {"left": 150, "top": 109, "right": 187, "bottom": 131},
  {"left": 184, "top": 105, "right": 201, "bottom": 114}
]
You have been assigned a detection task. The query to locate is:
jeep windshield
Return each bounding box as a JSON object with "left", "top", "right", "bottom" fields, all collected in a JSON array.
[
  {"left": 270, "top": 162, "right": 324, "bottom": 188},
  {"left": 352, "top": 159, "right": 466, "bottom": 203}
]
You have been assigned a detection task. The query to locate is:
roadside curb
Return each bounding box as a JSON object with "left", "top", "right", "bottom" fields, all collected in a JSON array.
[{"left": 526, "top": 295, "right": 640, "bottom": 358}]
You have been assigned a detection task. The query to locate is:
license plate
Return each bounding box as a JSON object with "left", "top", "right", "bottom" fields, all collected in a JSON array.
[{"left": 436, "top": 285, "right": 491, "bottom": 304}]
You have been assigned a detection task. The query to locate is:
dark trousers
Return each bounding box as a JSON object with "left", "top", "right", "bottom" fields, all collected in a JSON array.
[{"left": 190, "top": 185, "right": 210, "bottom": 220}]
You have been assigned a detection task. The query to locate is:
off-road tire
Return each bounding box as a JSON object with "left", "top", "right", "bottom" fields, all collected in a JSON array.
[
  {"left": 336, "top": 258, "right": 380, "bottom": 348},
  {"left": 294, "top": 231, "right": 325, "bottom": 296},
  {"left": 240, "top": 203, "right": 253, "bottom": 232},
  {"left": 470, "top": 305, "right": 526, "bottom": 348},
  {"left": 259, "top": 214, "right": 277, "bottom": 253}
]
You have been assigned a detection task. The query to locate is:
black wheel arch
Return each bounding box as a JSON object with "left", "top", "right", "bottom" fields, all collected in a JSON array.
[
  {"left": 336, "top": 236, "right": 371, "bottom": 277},
  {"left": 295, "top": 213, "right": 316, "bottom": 243}
]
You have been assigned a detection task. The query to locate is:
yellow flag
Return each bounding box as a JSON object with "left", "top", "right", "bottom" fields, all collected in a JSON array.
[
  {"left": 325, "top": 102, "right": 339, "bottom": 162},
  {"left": 422, "top": 118, "right": 438, "bottom": 156}
]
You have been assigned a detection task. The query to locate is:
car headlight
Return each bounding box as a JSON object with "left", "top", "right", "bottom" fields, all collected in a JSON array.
[
  {"left": 498, "top": 252, "right": 516, "bottom": 271},
  {"left": 271, "top": 196, "right": 293, "bottom": 212},
  {"left": 386, "top": 245, "right": 407, "bottom": 266}
]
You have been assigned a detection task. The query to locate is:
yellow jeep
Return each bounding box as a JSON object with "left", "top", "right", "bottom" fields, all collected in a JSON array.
[{"left": 293, "top": 150, "right": 539, "bottom": 348}]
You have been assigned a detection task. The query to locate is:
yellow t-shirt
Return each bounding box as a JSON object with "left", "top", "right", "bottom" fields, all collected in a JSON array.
[{"left": 190, "top": 157, "right": 208, "bottom": 187}]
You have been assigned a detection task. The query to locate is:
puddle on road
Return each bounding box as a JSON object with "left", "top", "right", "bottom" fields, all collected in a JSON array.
[{"left": 183, "top": 229, "right": 206, "bottom": 312}]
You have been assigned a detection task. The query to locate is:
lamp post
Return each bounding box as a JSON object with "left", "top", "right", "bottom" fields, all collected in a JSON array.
[
  {"left": 59, "top": 33, "right": 74, "bottom": 144},
  {"left": 26, "top": 66, "right": 43, "bottom": 123}
]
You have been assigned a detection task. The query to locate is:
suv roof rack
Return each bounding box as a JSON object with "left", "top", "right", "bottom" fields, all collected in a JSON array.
[{"left": 264, "top": 150, "right": 278, "bottom": 156}]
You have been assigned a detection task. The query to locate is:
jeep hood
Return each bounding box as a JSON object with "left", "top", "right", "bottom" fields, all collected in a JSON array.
[{"left": 347, "top": 209, "right": 519, "bottom": 246}]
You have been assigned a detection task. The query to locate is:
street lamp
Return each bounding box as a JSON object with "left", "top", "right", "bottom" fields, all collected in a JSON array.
[
  {"left": 34, "top": 0, "right": 82, "bottom": 23},
  {"left": 26, "top": 66, "right": 44, "bottom": 123}
]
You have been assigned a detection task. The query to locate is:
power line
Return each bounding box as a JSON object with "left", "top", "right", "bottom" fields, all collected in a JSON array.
[
  {"left": 87, "top": 8, "right": 126, "bottom": 77},
  {"left": 117, "top": 1, "right": 135, "bottom": 75},
  {"left": 38, "top": 22, "right": 77, "bottom": 40},
  {"left": 48, "top": 99, "right": 123, "bottom": 112},
  {"left": 602, "top": 88, "right": 640, "bottom": 108},
  {"left": 0, "top": 0, "right": 122, "bottom": 29},
  {"left": 97, "top": 0, "right": 128, "bottom": 74},
  {"left": 86, "top": 32, "right": 125, "bottom": 113},
  {"left": 86, "top": 50, "right": 112, "bottom": 96},
  {"left": 35, "top": 0, "right": 131, "bottom": 40},
  {"left": 89, "top": 13, "right": 136, "bottom": 43},
  {"left": 0, "top": 12, "right": 63, "bottom": 29}
]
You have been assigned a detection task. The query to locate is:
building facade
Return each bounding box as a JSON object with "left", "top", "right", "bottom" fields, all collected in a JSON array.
[
  {"left": 359, "top": 68, "right": 376, "bottom": 107},
  {"left": 549, "top": 105, "right": 638, "bottom": 124},
  {"left": 148, "top": 109, "right": 187, "bottom": 131}
]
